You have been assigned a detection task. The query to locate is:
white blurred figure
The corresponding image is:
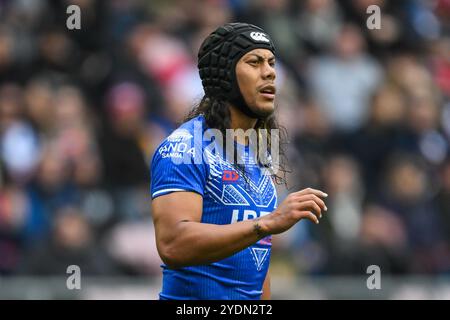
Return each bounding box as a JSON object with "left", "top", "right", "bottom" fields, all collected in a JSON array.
[
  {"left": 323, "top": 155, "right": 363, "bottom": 243},
  {"left": 308, "top": 24, "right": 383, "bottom": 132}
]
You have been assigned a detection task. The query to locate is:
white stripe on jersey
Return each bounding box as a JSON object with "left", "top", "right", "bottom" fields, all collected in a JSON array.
[{"left": 152, "top": 188, "right": 186, "bottom": 197}]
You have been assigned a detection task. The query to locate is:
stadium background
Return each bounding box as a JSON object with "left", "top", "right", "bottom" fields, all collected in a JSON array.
[{"left": 0, "top": 0, "right": 450, "bottom": 299}]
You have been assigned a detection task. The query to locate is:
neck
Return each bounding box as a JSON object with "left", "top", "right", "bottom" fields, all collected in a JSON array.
[
  {"left": 229, "top": 105, "right": 258, "bottom": 145},
  {"left": 229, "top": 105, "right": 258, "bottom": 130}
]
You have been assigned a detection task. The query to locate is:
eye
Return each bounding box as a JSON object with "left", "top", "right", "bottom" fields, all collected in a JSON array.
[
  {"left": 248, "top": 60, "right": 259, "bottom": 66},
  {"left": 269, "top": 61, "right": 275, "bottom": 67}
]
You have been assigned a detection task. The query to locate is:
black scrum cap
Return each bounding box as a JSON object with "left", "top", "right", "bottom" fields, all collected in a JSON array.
[{"left": 198, "top": 22, "right": 276, "bottom": 118}]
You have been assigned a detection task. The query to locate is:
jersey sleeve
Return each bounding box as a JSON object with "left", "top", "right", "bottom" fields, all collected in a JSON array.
[{"left": 150, "top": 132, "right": 207, "bottom": 199}]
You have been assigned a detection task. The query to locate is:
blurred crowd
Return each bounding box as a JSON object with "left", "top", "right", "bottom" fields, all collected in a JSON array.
[{"left": 0, "top": 0, "right": 450, "bottom": 279}]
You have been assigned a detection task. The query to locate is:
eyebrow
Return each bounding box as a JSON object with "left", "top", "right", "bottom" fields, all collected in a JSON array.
[{"left": 246, "top": 54, "right": 276, "bottom": 61}]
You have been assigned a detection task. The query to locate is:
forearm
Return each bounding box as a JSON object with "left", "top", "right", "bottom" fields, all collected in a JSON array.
[{"left": 161, "top": 218, "right": 267, "bottom": 268}]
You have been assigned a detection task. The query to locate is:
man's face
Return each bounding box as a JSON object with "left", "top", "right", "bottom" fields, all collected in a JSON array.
[{"left": 235, "top": 48, "right": 276, "bottom": 118}]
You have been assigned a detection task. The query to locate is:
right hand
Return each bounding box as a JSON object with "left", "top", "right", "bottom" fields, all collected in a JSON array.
[{"left": 260, "top": 188, "right": 328, "bottom": 235}]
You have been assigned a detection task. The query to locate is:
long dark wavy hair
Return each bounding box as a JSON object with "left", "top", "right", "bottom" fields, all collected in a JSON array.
[{"left": 184, "top": 95, "right": 290, "bottom": 186}]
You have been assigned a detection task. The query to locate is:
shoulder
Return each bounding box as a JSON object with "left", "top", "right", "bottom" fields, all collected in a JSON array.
[
  {"left": 150, "top": 116, "right": 209, "bottom": 199},
  {"left": 157, "top": 116, "right": 205, "bottom": 147},
  {"left": 151, "top": 115, "right": 206, "bottom": 167}
]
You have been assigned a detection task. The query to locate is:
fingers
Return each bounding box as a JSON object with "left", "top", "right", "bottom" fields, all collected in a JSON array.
[
  {"left": 293, "top": 198, "right": 325, "bottom": 221},
  {"left": 285, "top": 187, "right": 329, "bottom": 226},
  {"left": 294, "top": 211, "right": 319, "bottom": 225},
  {"left": 295, "top": 194, "right": 327, "bottom": 216},
  {"left": 294, "top": 187, "right": 328, "bottom": 199}
]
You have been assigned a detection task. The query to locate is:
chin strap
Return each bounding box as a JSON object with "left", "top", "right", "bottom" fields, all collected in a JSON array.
[{"left": 228, "top": 91, "right": 262, "bottom": 119}]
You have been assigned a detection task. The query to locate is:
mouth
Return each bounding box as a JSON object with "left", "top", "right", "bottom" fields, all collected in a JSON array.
[{"left": 258, "top": 84, "right": 276, "bottom": 100}]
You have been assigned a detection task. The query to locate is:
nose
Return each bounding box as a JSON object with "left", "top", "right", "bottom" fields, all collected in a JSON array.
[{"left": 261, "top": 61, "right": 276, "bottom": 81}]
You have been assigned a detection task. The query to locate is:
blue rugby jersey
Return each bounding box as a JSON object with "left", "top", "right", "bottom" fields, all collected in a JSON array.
[{"left": 150, "top": 115, "right": 277, "bottom": 300}]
